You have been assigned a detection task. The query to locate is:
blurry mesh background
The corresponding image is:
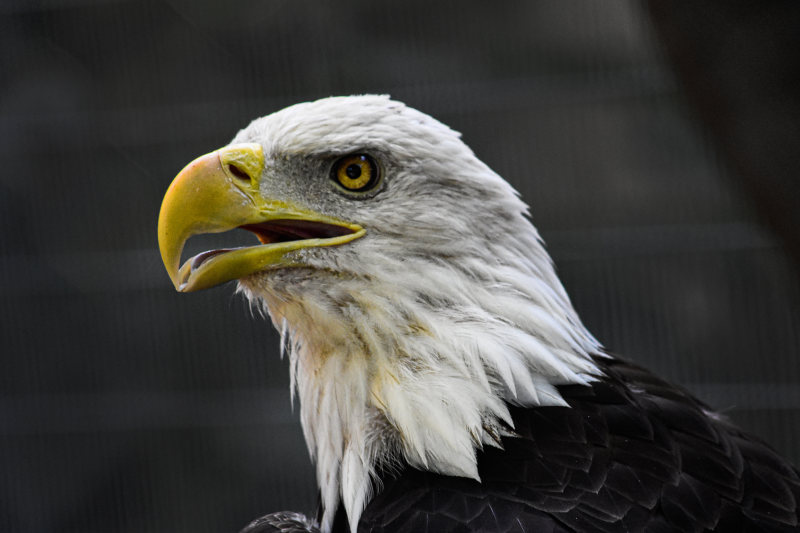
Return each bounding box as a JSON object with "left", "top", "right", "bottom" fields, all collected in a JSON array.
[{"left": 2, "top": 1, "right": 799, "bottom": 532}]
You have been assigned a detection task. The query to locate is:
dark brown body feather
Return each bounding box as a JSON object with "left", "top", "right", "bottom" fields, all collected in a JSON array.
[{"left": 244, "top": 357, "right": 800, "bottom": 533}]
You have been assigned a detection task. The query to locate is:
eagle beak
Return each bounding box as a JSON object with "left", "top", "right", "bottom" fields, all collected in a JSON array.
[{"left": 158, "top": 143, "right": 365, "bottom": 292}]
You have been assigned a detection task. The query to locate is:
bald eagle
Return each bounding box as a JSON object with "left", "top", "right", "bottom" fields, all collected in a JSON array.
[{"left": 158, "top": 96, "right": 799, "bottom": 533}]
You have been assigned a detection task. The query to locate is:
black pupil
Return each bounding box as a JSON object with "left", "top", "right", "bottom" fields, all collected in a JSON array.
[{"left": 345, "top": 163, "right": 362, "bottom": 180}]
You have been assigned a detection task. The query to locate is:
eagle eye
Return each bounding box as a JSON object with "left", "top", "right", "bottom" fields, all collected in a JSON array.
[{"left": 332, "top": 154, "right": 379, "bottom": 192}]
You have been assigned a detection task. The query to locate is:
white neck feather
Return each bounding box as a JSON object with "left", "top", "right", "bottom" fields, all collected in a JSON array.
[{"left": 238, "top": 232, "right": 602, "bottom": 533}]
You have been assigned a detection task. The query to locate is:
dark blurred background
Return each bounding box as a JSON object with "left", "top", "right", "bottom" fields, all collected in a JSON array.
[{"left": 2, "top": 1, "right": 799, "bottom": 532}]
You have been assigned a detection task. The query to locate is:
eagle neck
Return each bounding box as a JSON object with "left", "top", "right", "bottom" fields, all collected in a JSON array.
[{"left": 238, "top": 237, "right": 603, "bottom": 533}]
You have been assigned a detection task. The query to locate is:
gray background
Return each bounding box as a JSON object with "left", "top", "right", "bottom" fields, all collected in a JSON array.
[{"left": 2, "top": 1, "right": 799, "bottom": 532}]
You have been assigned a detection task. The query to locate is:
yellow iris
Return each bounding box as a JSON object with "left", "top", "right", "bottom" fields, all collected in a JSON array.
[{"left": 334, "top": 154, "right": 377, "bottom": 191}]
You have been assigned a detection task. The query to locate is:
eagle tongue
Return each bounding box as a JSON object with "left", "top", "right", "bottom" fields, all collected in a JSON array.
[{"left": 192, "top": 248, "right": 234, "bottom": 270}]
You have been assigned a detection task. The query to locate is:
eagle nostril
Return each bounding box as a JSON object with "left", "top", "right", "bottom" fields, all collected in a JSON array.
[{"left": 227, "top": 162, "right": 251, "bottom": 182}]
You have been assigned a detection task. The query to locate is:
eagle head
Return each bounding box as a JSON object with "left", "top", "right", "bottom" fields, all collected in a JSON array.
[{"left": 158, "top": 95, "right": 602, "bottom": 531}]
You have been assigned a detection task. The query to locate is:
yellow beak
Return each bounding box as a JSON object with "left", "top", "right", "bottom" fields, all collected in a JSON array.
[{"left": 157, "top": 143, "right": 365, "bottom": 292}]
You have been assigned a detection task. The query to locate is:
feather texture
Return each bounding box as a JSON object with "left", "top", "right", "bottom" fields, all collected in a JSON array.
[{"left": 357, "top": 357, "right": 800, "bottom": 532}]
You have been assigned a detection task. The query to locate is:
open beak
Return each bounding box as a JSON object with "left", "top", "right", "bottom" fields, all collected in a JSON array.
[{"left": 157, "top": 143, "right": 365, "bottom": 292}]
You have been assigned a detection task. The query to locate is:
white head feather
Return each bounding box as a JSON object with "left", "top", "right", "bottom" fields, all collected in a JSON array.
[{"left": 232, "top": 95, "right": 603, "bottom": 532}]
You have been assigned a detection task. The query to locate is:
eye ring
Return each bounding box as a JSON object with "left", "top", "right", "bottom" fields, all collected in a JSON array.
[{"left": 331, "top": 154, "right": 380, "bottom": 193}]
